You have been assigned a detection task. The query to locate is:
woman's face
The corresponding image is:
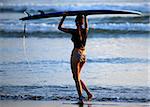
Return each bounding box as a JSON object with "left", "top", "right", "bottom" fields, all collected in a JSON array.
[{"left": 76, "top": 16, "right": 84, "bottom": 26}]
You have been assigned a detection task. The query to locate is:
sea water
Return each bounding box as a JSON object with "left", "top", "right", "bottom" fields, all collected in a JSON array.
[{"left": 0, "top": 0, "right": 150, "bottom": 103}]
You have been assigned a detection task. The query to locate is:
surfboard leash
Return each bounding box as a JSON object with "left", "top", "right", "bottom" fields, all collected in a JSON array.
[{"left": 22, "top": 21, "right": 33, "bottom": 72}]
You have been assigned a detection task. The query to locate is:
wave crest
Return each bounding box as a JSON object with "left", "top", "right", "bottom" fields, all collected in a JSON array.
[{"left": 0, "top": 85, "right": 149, "bottom": 102}]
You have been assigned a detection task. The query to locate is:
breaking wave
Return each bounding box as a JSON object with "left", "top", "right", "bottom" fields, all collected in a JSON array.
[{"left": 0, "top": 85, "right": 149, "bottom": 102}]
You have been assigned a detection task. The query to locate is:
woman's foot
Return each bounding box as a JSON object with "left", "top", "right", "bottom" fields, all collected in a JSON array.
[
  {"left": 87, "top": 93, "right": 93, "bottom": 101},
  {"left": 78, "top": 100, "right": 84, "bottom": 104},
  {"left": 78, "top": 96, "right": 84, "bottom": 104}
]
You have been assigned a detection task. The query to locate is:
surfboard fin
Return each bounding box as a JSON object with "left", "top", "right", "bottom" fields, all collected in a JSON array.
[
  {"left": 24, "top": 11, "right": 31, "bottom": 17},
  {"left": 38, "top": 10, "right": 45, "bottom": 15}
]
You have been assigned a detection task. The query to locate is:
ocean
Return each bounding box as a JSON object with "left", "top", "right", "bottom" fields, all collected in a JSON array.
[{"left": 0, "top": 0, "right": 150, "bottom": 103}]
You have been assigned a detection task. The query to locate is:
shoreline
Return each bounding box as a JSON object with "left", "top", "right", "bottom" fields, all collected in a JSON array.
[{"left": 1, "top": 100, "right": 149, "bottom": 107}]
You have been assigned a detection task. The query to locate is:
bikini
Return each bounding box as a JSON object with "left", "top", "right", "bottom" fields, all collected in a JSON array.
[{"left": 71, "top": 29, "right": 87, "bottom": 62}]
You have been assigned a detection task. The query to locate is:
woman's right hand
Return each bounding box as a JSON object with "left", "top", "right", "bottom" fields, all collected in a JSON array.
[{"left": 63, "top": 12, "right": 68, "bottom": 17}]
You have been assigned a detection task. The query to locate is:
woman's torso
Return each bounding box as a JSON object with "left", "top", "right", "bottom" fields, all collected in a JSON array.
[{"left": 71, "top": 29, "right": 87, "bottom": 49}]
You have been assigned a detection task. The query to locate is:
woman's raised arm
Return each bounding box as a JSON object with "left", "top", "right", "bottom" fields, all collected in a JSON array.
[
  {"left": 84, "top": 15, "right": 88, "bottom": 30},
  {"left": 58, "top": 14, "right": 74, "bottom": 34}
]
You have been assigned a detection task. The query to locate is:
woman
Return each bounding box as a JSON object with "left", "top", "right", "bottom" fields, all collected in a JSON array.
[{"left": 58, "top": 13, "right": 92, "bottom": 103}]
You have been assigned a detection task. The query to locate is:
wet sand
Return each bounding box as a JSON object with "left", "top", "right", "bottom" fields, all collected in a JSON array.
[{"left": 0, "top": 100, "right": 149, "bottom": 107}]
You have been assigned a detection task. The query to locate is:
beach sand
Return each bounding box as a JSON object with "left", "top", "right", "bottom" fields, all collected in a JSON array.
[{"left": 0, "top": 101, "right": 149, "bottom": 107}]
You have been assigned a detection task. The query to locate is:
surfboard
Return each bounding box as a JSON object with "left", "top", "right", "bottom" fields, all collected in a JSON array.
[{"left": 20, "top": 10, "right": 142, "bottom": 21}]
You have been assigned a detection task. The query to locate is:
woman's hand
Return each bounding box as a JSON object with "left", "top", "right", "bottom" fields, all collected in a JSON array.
[{"left": 63, "top": 12, "right": 68, "bottom": 17}]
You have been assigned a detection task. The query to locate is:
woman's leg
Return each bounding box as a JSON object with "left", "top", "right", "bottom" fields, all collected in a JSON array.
[
  {"left": 71, "top": 56, "right": 83, "bottom": 102},
  {"left": 79, "top": 62, "right": 93, "bottom": 100}
]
